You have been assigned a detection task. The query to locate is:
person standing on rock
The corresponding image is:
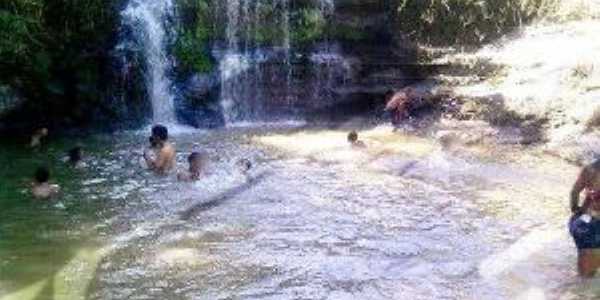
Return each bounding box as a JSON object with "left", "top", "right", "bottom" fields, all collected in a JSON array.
[
  {"left": 385, "top": 89, "right": 409, "bottom": 127},
  {"left": 144, "top": 125, "right": 176, "bottom": 175},
  {"left": 569, "top": 159, "right": 600, "bottom": 277},
  {"left": 384, "top": 87, "right": 433, "bottom": 129}
]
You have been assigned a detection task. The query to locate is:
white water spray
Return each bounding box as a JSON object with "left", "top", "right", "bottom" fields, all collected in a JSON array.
[{"left": 122, "top": 0, "right": 177, "bottom": 124}]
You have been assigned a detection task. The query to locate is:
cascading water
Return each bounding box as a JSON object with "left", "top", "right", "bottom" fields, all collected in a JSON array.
[
  {"left": 310, "top": 1, "right": 349, "bottom": 103},
  {"left": 121, "top": 0, "right": 177, "bottom": 124},
  {"left": 217, "top": 0, "right": 292, "bottom": 124},
  {"left": 216, "top": 0, "right": 346, "bottom": 125}
]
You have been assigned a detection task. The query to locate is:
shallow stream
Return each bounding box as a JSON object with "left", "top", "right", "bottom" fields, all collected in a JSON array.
[{"left": 0, "top": 125, "right": 596, "bottom": 299}]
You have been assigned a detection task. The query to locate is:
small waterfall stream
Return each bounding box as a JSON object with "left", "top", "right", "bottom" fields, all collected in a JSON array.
[
  {"left": 217, "top": 0, "right": 293, "bottom": 124},
  {"left": 217, "top": 0, "right": 348, "bottom": 125},
  {"left": 121, "top": 0, "right": 177, "bottom": 124}
]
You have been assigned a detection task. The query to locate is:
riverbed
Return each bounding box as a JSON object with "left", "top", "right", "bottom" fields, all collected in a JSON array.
[{"left": 0, "top": 125, "right": 596, "bottom": 299}]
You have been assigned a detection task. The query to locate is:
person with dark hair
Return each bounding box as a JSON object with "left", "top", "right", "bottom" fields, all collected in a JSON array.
[
  {"left": 569, "top": 160, "right": 600, "bottom": 277},
  {"left": 237, "top": 158, "right": 252, "bottom": 175},
  {"left": 144, "top": 125, "right": 176, "bottom": 174},
  {"left": 178, "top": 152, "right": 205, "bottom": 182},
  {"left": 347, "top": 131, "right": 366, "bottom": 148},
  {"left": 152, "top": 125, "right": 169, "bottom": 141},
  {"left": 31, "top": 166, "right": 60, "bottom": 199},
  {"left": 67, "top": 146, "right": 84, "bottom": 167},
  {"left": 149, "top": 136, "right": 159, "bottom": 149}
]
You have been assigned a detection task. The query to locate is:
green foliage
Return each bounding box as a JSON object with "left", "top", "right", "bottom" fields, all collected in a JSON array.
[
  {"left": 173, "top": 0, "right": 215, "bottom": 74},
  {"left": 174, "top": 29, "right": 213, "bottom": 73},
  {"left": 291, "top": 9, "right": 326, "bottom": 44},
  {"left": 0, "top": 0, "right": 120, "bottom": 126},
  {"left": 396, "top": 0, "right": 556, "bottom": 46}
]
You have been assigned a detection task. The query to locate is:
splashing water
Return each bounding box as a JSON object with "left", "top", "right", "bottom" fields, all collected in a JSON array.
[
  {"left": 122, "top": 0, "right": 176, "bottom": 124},
  {"left": 0, "top": 126, "right": 598, "bottom": 299}
]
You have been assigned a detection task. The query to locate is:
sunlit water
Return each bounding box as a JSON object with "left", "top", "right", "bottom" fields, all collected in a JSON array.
[{"left": 0, "top": 126, "right": 597, "bottom": 299}]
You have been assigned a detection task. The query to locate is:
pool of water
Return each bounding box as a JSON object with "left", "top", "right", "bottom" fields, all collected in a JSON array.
[{"left": 0, "top": 125, "right": 597, "bottom": 299}]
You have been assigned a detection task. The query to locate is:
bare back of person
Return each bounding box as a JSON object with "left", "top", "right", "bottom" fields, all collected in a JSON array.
[
  {"left": 32, "top": 183, "right": 60, "bottom": 199},
  {"left": 155, "top": 142, "right": 176, "bottom": 174},
  {"left": 144, "top": 125, "right": 176, "bottom": 175}
]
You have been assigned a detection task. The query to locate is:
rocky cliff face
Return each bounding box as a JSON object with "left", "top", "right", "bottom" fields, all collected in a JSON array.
[{"left": 174, "top": 0, "right": 423, "bottom": 126}]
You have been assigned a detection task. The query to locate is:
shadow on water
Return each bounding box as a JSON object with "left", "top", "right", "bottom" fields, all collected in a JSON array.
[{"left": 179, "top": 172, "right": 269, "bottom": 221}]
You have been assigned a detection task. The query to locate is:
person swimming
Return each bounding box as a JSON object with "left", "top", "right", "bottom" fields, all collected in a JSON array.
[
  {"left": 569, "top": 159, "right": 600, "bottom": 277},
  {"left": 237, "top": 158, "right": 252, "bottom": 175},
  {"left": 347, "top": 131, "right": 367, "bottom": 148},
  {"left": 178, "top": 152, "right": 204, "bottom": 182},
  {"left": 67, "top": 146, "right": 84, "bottom": 167},
  {"left": 30, "top": 127, "right": 48, "bottom": 148},
  {"left": 31, "top": 166, "right": 60, "bottom": 199},
  {"left": 144, "top": 125, "right": 176, "bottom": 175}
]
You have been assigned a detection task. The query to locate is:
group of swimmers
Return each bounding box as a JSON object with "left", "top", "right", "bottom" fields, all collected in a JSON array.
[
  {"left": 26, "top": 86, "right": 416, "bottom": 200},
  {"left": 29, "top": 127, "right": 84, "bottom": 199},
  {"left": 28, "top": 124, "right": 251, "bottom": 200},
  {"left": 26, "top": 118, "right": 600, "bottom": 277},
  {"left": 142, "top": 124, "right": 210, "bottom": 182}
]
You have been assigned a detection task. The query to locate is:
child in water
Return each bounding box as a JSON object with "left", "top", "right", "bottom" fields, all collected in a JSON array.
[
  {"left": 177, "top": 152, "right": 204, "bottom": 182},
  {"left": 31, "top": 166, "right": 60, "bottom": 199},
  {"left": 347, "top": 131, "right": 367, "bottom": 148},
  {"left": 67, "top": 146, "right": 85, "bottom": 168},
  {"left": 237, "top": 158, "right": 252, "bottom": 175}
]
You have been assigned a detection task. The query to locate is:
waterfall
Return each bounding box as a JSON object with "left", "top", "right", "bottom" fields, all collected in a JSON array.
[
  {"left": 215, "top": 0, "right": 351, "bottom": 125},
  {"left": 217, "top": 0, "right": 292, "bottom": 124},
  {"left": 311, "top": 0, "right": 340, "bottom": 103},
  {"left": 122, "top": 0, "right": 176, "bottom": 124}
]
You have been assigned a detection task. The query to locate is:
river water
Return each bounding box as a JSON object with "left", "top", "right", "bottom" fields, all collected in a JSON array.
[{"left": 0, "top": 125, "right": 597, "bottom": 299}]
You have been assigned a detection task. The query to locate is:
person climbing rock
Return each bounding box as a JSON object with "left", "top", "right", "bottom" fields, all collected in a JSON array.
[
  {"left": 347, "top": 131, "right": 367, "bottom": 148},
  {"left": 384, "top": 87, "right": 433, "bottom": 129},
  {"left": 569, "top": 159, "right": 600, "bottom": 277},
  {"left": 144, "top": 125, "right": 176, "bottom": 175},
  {"left": 31, "top": 166, "right": 60, "bottom": 199},
  {"left": 178, "top": 152, "right": 205, "bottom": 182},
  {"left": 30, "top": 127, "right": 48, "bottom": 148}
]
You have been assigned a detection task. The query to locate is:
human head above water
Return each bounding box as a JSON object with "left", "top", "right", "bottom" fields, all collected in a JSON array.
[
  {"left": 188, "top": 152, "right": 204, "bottom": 175},
  {"left": 151, "top": 125, "right": 168, "bottom": 142},
  {"left": 68, "top": 147, "right": 82, "bottom": 164},
  {"left": 188, "top": 152, "right": 201, "bottom": 164},
  {"left": 237, "top": 158, "right": 252, "bottom": 173},
  {"left": 34, "top": 166, "right": 50, "bottom": 184},
  {"left": 347, "top": 131, "right": 359, "bottom": 143}
]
